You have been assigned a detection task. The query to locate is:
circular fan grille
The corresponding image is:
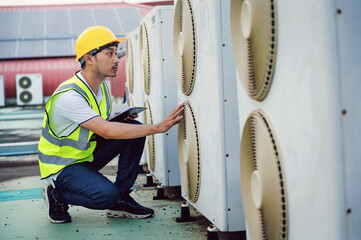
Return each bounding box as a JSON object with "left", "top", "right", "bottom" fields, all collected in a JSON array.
[
  {"left": 140, "top": 23, "right": 151, "bottom": 95},
  {"left": 173, "top": 0, "right": 197, "bottom": 96},
  {"left": 240, "top": 110, "right": 288, "bottom": 240},
  {"left": 19, "top": 91, "right": 32, "bottom": 103},
  {"left": 144, "top": 99, "right": 155, "bottom": 172},
  {"left": 126, "top": 38, "right": 134, "bottom": 94},
  {"left": 19, "top": 76, "right": 32, "bottom": 89},
  {"left": 231, "top": 0, "right": 277, "bottom": 101},
  {"left": 177, "top": 101, "right": 201, "bottom": 202}
]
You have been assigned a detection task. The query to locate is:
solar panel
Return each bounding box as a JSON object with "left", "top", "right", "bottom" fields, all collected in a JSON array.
[
  {"left": 122, "top": 20, "right": 141, "bottom": 34},
  {"left": 0, "top": 7, "right": 142, "bottom": 59},
  {"left": 0, "top": 12, "right": 21, "bottom": 40},
  {"left": 20, "top": 11, "right": 45, "bottom": 39},
  {"left": 93, "top": 8, "right": 122, "bottom": 35},
  {"left": 46, "top": 10, "right": 71, "bottom": 38},
  {"left": 69, "top": 9, "right": 96, "bottom": 37},
  {"left": 0, "top": 41, "right": 17, "bottom": 58},
  {"left": 115, "top": 8, "right": 141, "bottom": 19},
  {"left": 47, "top": 38, "right": 75, "bottom": 56},
  {"left": 18, "top": 40, "right": 45, "bottom": 58}
]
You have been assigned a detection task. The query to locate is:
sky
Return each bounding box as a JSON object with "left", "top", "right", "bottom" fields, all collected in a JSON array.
[{"left": 0, "top": 0, "right": 163, "bottom": 6}]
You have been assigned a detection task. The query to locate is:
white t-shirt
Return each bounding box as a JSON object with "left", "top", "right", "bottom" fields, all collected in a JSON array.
[
  {"left": 49, "top": 72, "right": 103, "bottom": 137},
  {"left": 46, "top": 72, "right": 103, "bottom": 186}
]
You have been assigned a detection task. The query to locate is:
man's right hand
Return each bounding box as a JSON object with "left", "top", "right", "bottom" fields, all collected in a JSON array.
[{"left": 156, "top": 103, "right": 184, "bottom": 133}]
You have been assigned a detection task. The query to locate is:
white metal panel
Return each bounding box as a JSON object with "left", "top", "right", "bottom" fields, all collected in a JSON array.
[
  {"left": 0, "top": 76, "right": 4, "bottom": 107},
  {"left": 176, "top": 0, "right": 245, "bottom": 232},
  {"left": 16, "top": 73, "right": 43, "bottom": 106},
  {"left": 127, "top": 27, "right": 143, "bottom": 108},
  {"left": 141, "top": 6, "right": 180, "bottom": 186},
  {"left": 126, "top": 27, "right": 147, "bottom": 166},
  {"left": 233, "top": 0, "right": 359, "bottom": 239},
  {"left": 335, "top": 0, "right": 361, "bottom": 239}
]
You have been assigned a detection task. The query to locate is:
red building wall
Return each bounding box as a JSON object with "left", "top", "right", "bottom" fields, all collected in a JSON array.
[{"left": 0, "top": 56, "right": 126, "bottom": 98}]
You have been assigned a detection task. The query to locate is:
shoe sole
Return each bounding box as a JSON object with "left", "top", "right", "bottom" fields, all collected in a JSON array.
[
  {"left": 42, "top": 186, "right": 70, "bottom": 224},
  {"left": 106, "top": 210, "right": 153, "bottom": 219}
]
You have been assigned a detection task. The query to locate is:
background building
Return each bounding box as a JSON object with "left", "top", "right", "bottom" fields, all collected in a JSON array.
[{"left": 0, "top": 2, "right": 154, "bottom": 105}]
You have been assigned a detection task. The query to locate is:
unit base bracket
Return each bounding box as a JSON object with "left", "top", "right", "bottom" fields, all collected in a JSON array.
[
  {"left": 153, "top": 185, "right": 169, "bottom": 200},
  {"left": 143, "top": 173, "right": 157, "bottom": 187},
  {"left": 176, "top": 202, "right": 196, "bottom": 222}
]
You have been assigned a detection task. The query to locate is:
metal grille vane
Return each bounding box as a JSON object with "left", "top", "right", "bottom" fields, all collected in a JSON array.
[
  {"left": 173, "top": 0, "right": 197, "bottom": 96},
  {"left": 231, "top": 0, "right": 278, "bottom": 101},
  {"left": 177, "top": 101, "right": 201, "bottom": 203},
  {"left": 240, "top": 110, "right": 288, "bottom": 240}
]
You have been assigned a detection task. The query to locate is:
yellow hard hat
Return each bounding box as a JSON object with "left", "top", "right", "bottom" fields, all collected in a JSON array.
[{"left": 75, "top": 26, "right": 127, "bottom": 62}]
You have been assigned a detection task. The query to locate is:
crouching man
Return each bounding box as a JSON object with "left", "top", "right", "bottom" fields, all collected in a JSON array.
[{"left": 38, "top": 26, "right": 183, "bottom": 223}]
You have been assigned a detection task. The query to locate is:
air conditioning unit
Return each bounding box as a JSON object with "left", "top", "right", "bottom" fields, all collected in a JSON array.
[
  {"left": 140, "top": 6, "right": 180, "bottom": 187},
  {"left": 126, "top": 26, "right": 147, "bottom": 166},
  {"left": 230, "top": 0, "right": 361, "bottom": 239},
  {"left": 173, "top": 0, "right": 246, "bottom": 233},
  {"left": 0, "top": 76, "right": 4, "bottom": 107},
  {"left": 126, "top": 27, "right": 142, "bottom": 107},
  {"left": 16, "top": 74, "right": 43, "bottom": 106}
]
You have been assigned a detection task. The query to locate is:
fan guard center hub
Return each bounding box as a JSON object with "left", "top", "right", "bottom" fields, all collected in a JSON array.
[
  {"left": 241, "top": 0, "right": 252, "bottom": 39},
  {"left": 251, "top": 170, "right": 263, "bottom": 209},
  {"left": 178, "top": 32, "right": 184, "bottom": 56},
  {"left": 182, "top": 139, "right": 189, "bottom": 164}
]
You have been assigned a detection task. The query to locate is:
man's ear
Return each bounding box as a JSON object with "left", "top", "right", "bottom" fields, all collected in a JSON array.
[{"left": 83, "top": 54, "right": 94, "bottom": 65}]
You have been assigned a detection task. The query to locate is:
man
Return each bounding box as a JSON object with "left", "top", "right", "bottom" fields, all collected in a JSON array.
[{"left": 38, "top": 26, "right": 183, "bottom": 224}]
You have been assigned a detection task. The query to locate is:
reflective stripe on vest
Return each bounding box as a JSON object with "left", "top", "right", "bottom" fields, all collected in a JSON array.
[
  {"left": 38, "top": 152, "right": 85, "bottom": 166},
  {"left": 101, "top": 81, "right": 112, "bottom": 119},
  {"left": 41, "top": 124, "right": 90, "bottom": 151},
  {"left": 55, "top": 83, "right": 90, "bottom": 103},
  {"left": 38, "top": 74, "right": 111, "bottom": 179}
]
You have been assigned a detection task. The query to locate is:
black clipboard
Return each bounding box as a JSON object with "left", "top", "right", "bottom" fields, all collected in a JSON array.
[{"left": 108, "top": 107, "right": 147, "bottom": 122}]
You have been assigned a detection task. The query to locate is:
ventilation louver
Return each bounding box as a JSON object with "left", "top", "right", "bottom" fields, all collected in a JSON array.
[
  {"left": 140, "top": 23, "right": 151, "bottom": 95},
  {"left": 144, "top": 99, "right": 155, "bottom": 172},
  {"left": 126, "top": 38, "right": 134, "bottom": 94},
  {"left": 173, "top": 0, "right": 197, "bottom": 96},
  {"left": 240, "top": 110, "right": 288, "bottom": 240},
  {"left": 177, "top": 101, "right": 201, "bottom": 203},
  {"left": 231, "top": 0, "right": 277, "bottom": 101}
]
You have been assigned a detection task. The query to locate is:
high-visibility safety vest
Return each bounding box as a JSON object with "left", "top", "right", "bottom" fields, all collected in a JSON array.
[{"left": 38, "top": 72, "right": 112, "bottom": 179}]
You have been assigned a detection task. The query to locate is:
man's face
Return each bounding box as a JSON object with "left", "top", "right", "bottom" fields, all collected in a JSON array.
[{"left": 93, "top": 46, "right": 120, "bottom": 77}]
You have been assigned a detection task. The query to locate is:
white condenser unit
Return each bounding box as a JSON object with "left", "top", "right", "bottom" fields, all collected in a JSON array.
[
  {"left": 16, "top": 74, "right": 43, "bottom": 106},
  {"left": 139, "top": 6, "right": 180, "bottom": 187},
  {"left": 0, "top": 76, "right": 4, "bottom": 107},
  {"left": 173, "top": 0, "right": 246, "bottom": 232},
  {"left": 126, "top": 27, "right": 142, "bottom": 108},
  {"left": 230, "top": 0, "right": 361, "bottom": 239},
  {"left": 126, "top": 26, "right": 147, "bottom": 166}
]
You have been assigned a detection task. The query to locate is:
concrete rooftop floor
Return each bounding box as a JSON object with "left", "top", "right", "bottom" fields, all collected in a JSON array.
[
  {"left": 0, "top": 105, "right": 219, "bottom": 240},
  {"left": 0, "top": 105, "right": 246, "bottom": 240},
  {"left": 0, "top": 174, "right": 212, "bottom": 240}
]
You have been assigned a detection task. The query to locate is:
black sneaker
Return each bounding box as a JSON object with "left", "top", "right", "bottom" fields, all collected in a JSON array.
[
  {"left": 42, "top": 185, "right": 72, "bottom": 224},
  {"left": 106, "top": 194, "right": 154, "bottom": 219}
]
